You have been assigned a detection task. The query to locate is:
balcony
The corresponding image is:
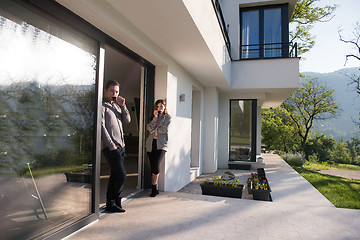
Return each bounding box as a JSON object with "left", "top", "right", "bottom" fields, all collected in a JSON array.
[{"left": 239, "top": 42, "right": 298, "bottom": 60}]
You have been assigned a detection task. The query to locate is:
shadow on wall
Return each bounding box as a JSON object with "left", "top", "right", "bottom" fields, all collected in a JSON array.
[{"left": 165, "top": 142, "right": 191, "bottom": 192}]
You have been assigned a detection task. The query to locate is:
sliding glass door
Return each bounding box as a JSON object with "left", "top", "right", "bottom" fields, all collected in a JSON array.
[
  {"left": 229, "top": 100, "right": 257, "bottom": 162},
  {"left": 0, "top": 1, "right": 97, "bottom": 239}
]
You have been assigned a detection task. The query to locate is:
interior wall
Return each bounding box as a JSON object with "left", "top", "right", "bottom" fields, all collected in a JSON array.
[
  {"left": 100, "top": 44, "right": 142, "bottom": 201},
  {"left": 104, "top": 45, "right": 142, "bottom": 137}
]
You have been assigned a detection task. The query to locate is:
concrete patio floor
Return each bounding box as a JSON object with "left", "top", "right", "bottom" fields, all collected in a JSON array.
[{"left": 65, "top": 154, "right": 360, "bottom": 240}]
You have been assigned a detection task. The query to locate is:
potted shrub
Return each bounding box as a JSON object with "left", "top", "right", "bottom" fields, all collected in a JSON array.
[
  {"left": 64, "top": 167, "right": 92, "bottom": 184},
  {"left": 251, "top": 179, "right": 271, "bottom": 201},
  {"left": 200, "top": 171, "right": 244, "bottom": 199}
]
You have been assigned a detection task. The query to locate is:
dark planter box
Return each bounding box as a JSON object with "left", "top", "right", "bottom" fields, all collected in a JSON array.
[
  {"left": 200, "top": 183, "right": 243, "bottom": 199},
  {"left": 65, "top": 172, "right": 91, "bottom": 184},
  {"left": 252, "top": 188, "right": 271, "bottom": 201},
  {"left": 257, "top": 168, "right": 266, "bottom": 181},
  {"left": 228, "top": 163, "right": 251, "bottom": 170}
]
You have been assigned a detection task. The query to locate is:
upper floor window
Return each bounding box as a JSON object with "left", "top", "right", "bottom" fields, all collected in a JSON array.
[{"left": 240, "top": 4, "right": 289, "bottom": 59}]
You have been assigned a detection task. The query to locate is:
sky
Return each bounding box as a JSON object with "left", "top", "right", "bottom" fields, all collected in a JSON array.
[{"left": 299, "top": 0, "right": 360, "bottom": 73}]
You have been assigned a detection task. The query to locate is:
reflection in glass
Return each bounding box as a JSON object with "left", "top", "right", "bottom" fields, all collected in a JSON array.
[
  {"left": 241, "top": 10, "right": 259, "bottom": 59},
  {"left": 0, "top": 2, "right": 97, "bottom": 239},
  {"left": 229, "top": 100, "right": 252, "bottom": 161},
  {"left": 264, "top": 8, "right": 282, "bottom": 57}
]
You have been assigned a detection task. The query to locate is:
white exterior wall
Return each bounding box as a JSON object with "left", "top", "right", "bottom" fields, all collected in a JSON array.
[
  {"left": 56, "top": 0, "right": 299, "bottom": 192},
  {"left": 203, "top": 87, "right": 219, "bottom": 173},
  {"left": 161, "top": 65, "right": 205, "bottom": 192},
  {"left": 218, "top": 92, "right": 266, "bottom": 167},
  {"left": 183, "top": 0, "right": 232, "bottom": 86}
]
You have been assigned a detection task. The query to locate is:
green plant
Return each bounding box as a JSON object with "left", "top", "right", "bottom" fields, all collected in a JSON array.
[
  {"left": 201, "top": 176, "right": 242, "bottom": 188},
  {"left": 280, "top": 151, "right": 306, "bottom": 166},
  {"left": 201, "top": 179, "right": 210, "bottom": 185},
  {"left": 308, "top": 153, "right": 319, "bottom": 163},
  {"left": 253, "top": 179, "right": 270, "bottom": 190}
]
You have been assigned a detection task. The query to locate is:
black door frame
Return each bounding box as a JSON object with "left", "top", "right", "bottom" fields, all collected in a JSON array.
[{"left": 229, "top": 99, "right": 257, "bottom": 162}]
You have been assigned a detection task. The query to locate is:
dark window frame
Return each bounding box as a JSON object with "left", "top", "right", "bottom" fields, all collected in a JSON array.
[
  {"left": 229, "top": 99, "right": 257, "bottom": 162},
  {"left": 239, "top": 4, "right": 289, "bottom": 60}
]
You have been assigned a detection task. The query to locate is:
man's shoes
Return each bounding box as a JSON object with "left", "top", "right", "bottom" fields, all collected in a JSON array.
[{"left": 105, "top": 204, "right": 125, "bottom": 213}]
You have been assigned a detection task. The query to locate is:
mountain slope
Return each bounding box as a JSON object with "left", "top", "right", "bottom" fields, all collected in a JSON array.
[{"left": 301, "top": 68, "right": 360, "bottom": 141}]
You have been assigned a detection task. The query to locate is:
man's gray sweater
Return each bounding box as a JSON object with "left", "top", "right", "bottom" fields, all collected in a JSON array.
[{"left": 101, "top": 100, "right": 131, "bottom": 150}]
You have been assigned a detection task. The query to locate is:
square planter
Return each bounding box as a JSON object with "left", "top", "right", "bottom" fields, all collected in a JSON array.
[
  {"left": 228, "top": 163, "right": 251, "bottom": 170},
  {"left": 252, "top": 188, "right": 271, "bottom": 201},
  {"left": 257, "top": 168, "right": 266, "bottom": 181},
  {"left": 200, "top": 183, "right": 243, "bottom": 199},
  {"left": 64, "top": 172, "right": 91, "bottom": 184}
]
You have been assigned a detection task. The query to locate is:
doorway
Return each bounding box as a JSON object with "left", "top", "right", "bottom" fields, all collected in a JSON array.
[
  {"left": 100, "top": 44, "right": 145, "bottom": 207},
  {"left": 229, "top": 99, "right": 257, "bottom": 162}
]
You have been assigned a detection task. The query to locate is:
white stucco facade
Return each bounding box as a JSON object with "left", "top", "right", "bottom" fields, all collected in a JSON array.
[{"left": 56, "top": 0, "right": 299, "bottom": 192}]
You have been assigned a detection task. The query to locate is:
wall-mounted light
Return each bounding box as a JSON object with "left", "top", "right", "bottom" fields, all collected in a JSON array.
[{"left": 179, "top": 94, "right": 185, "bottom": 102}]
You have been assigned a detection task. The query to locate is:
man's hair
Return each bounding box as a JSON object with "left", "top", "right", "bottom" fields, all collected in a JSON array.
[{"left": 105, "top": 80, "right": 120, "bottom": 89}]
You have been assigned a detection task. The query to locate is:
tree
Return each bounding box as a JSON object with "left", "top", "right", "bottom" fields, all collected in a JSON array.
[
  {"left": 339, "top": 22, "right": 360, "bottom": 127},
  {"left": 262, "top": 108, "right": 301, "bottom": 152},
  {"left": 304, "top": 133, "right": 336, "bottom": 162},
  {"left": 339, "top": 22, "right": 360, "bottom": 71},
  {"left": 282, "top": 77, "right": 339, "bottom": 152},
  {"left": 290, "top": 0, "right": 336, "bottom": 55},
  {"left": 329, "top": 140, "right": 351, "bottom": 164}
]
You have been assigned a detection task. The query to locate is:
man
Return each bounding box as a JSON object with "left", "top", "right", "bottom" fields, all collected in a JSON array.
[{"left": 101, "top": 80, "right": 131, "bottom": 213}]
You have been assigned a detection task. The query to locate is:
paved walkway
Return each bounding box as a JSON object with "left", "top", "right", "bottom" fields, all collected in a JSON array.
[
  {"left": 318, "top": 169, "right": 360, "bottom": 180},
  {"left": 65, "top": 154, "right": 360, "bottom": 240}
]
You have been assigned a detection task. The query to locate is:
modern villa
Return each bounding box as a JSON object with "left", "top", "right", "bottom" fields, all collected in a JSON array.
[{"left": 0, "top": 0, "right": 299, "bottom": 239}]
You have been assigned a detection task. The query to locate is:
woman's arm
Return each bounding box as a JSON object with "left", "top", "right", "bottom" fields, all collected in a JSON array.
[{"left": 156, "top": 115, "right": 171, "bottom": 134}]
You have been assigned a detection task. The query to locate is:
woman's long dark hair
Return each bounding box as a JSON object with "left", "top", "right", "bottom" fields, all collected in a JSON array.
[
  {"left": 151, "top": 99, "right": 168, "bottom": 120},
  {"left": 154, "top": 99, "right": 168, "bottom": 114}
]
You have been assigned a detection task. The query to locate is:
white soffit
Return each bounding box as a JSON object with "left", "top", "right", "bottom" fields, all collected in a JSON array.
[{"left": 56, "top": 0, "right": 229, "bottom": 89}]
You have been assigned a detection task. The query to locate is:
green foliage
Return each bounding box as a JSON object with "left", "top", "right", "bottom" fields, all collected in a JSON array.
[
  {"left": 290, "top": 0, "right": 336, "bottom": 55},
  {"left": 282, "top": 77, "right": 339, "bottom": 152},
  {"left": 211, "top": 176, "right": 243, "bottom": 188},
  {"left": 346, "top": 138, "right": 360, "bottom": 164},
  {"left": 253, "top": 179, "right": 270, "bottom": 190},
  {"left": 304, "top": 133, "right": 336, "bottom": 162},
  {"left": 279, "top": 151, "right": 306, "bottom": 166},
  {"left": 304, "top": 161, "right": 360, "bottom": 171},
  {"left": 0, "top": 81, "right": 95, "bottom": 175},
  {"left": 292, "top": 166, "right": 360, "bottom": 209},
  {"left": 202, "top": 172, "right": 243, "bottom": 188},
  {"left": 261, "top": 108, "right": 301, "bottom": 152},
  {"left": 329, "top": 141, "right": 352, "bottom": 164}
]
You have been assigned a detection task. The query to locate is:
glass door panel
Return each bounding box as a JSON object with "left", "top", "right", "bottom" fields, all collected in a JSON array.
[
  {"left": 264, "top": 8, "right": 282, "bottom": 57},
  {"left": 241, "top": 10, "right": 259, "bottom": 59},
  {"left": 0, "top": 1, "right": 97, "bottom": 239},
  {"left": 229, "top": 100, "right": 252, "bottom": 161}
]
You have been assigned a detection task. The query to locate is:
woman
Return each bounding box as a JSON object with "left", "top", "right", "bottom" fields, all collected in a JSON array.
[{"left": 146, "top": 99, "right": 171, "bottom": 197}]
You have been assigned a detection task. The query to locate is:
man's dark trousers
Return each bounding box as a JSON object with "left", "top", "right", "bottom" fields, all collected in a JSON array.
[{"left": 103, "top": 147, "right": 126, "bottom": 207}]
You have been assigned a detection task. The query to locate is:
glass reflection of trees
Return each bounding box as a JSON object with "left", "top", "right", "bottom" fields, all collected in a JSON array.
[
  {"left": 0, "top": 82, "right": 95, "bottom": 175},
  {"left": 0, "top": 7, "right": 97, "bottom": 239},
  {"left": 0, "top": 14, "right": 97, "bottom": 177},
  {"left": 230, "top": 100, "right": 252, "bottom": 161}
]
